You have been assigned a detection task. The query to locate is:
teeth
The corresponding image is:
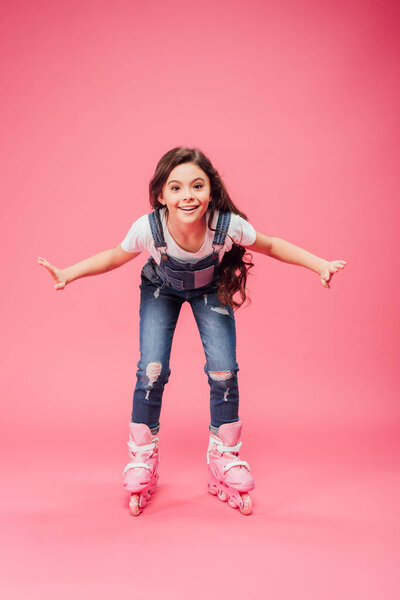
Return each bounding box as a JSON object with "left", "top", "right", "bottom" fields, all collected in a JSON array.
[{"left": 179, "top": 206, "right": 197, "bottom": 211}]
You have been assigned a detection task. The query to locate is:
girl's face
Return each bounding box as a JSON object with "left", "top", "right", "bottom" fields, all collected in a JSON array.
[{"left": 158, "top": 162, "right": 211, "bottom": 226}]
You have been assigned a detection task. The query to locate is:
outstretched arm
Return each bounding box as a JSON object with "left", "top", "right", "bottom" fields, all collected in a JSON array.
[
  {"left": 38, "top": 245, "right": 140, "bottom": 290},
  {"left": 245, "top": 232, "right": 346, "bottom": 289}
]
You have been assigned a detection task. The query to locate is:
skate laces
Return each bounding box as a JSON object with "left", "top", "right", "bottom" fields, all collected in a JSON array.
[{"left": 207, "top": 436, "right": 250, "bottom": 472}]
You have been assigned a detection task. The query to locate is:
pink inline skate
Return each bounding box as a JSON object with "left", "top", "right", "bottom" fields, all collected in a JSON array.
[
  {"left": 207, "top": 421, "right": 255, "bottom": 515},
  {"left": 123, "top": 423, "right": 159, "bottom": 516}
]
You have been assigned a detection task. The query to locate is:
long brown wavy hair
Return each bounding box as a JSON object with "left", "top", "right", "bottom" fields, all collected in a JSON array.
[{"left": 149, "top": 146, "right": 254, "bottom": 309}]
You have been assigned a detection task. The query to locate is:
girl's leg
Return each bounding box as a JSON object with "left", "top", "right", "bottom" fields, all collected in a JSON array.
[
  {"left": 189, "top": 291, "right": 239, "bottom": 432},
  {"left": 131, "top": 277, "right": 184, "bottom": 433}
]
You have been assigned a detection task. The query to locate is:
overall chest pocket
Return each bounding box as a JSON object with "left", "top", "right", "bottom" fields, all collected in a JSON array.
[{"left": 165, "top": 265, "right": 215, "bottom": 290}]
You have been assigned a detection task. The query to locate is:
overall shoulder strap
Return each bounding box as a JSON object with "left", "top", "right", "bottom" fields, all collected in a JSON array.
[
  {"left": 148, "top": 209, "right": 167, "bottom": 249},
  {"left": 212, "top": 211, "right": 232, "bottom": 247}
]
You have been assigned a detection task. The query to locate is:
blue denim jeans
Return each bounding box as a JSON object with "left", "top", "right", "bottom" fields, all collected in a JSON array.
[{"left": 131, "top": 270, "right": 240, "bottom": 434}]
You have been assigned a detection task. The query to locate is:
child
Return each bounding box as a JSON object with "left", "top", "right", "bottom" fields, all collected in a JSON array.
[{"left": 38, "top": 146, "right": 346, "bottom": 516}]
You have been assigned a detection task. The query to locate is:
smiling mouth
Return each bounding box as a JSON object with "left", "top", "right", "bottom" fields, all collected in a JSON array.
[{"left": 178, "top": 206, "right": 199, "bottom": 212}]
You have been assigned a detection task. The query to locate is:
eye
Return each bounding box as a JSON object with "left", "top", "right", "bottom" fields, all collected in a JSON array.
[
  {"left": 194, "top": 183, "right": 203, "bottom": 189},
  {"left": 171, "top": 186, "right": 180, "bottom": 191}
]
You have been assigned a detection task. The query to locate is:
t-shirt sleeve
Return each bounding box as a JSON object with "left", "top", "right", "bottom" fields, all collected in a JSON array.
[
  {"left": 120, "top": 214, "right": 152, "bottom": 253},
  {"left": 228, "top": 213, "right": 257, "bottom": 247}
]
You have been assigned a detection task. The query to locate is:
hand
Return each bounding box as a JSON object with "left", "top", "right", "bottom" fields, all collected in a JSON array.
[
  {"left": 37, "top": 257, "right": 68, "bottom": 290},
  {"left": 320, "top": 260, "right": 347, "bottom": 289}
]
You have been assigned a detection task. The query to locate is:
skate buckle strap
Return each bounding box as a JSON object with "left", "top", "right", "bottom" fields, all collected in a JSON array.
[
  {"left": 127, "top": 438, "right": 159, "bottom": 453},
  {"left": 206, "top": 436, "right": 242, "bottom": 463},
  {"left": 206, "top": 436, "right": 251, "bottom": 472},
  {"left": 124, "top": 437, "right": 159, "bottom": 476},
  {"left": 123, "top": 462, "right": 152, "bottom": 476},
  {"left": 223, "top": 460, "right": 250, "bottom": 473},
  {"left": 218, "top": 442, "right": 242, "bottom": 453}
]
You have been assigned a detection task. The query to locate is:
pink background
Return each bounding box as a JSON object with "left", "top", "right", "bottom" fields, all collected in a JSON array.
[{"left": 1, "top": 0, "right": 399, "bottom": 598}]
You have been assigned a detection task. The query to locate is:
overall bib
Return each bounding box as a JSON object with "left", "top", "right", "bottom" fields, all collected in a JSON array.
[{"left": 131, "top": 209, "right": 240, "bottom": 434}]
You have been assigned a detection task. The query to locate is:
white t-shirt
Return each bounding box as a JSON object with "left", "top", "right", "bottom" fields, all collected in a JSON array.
[{"left": 121, "top": 208, "right": 257, "bottom": 264}]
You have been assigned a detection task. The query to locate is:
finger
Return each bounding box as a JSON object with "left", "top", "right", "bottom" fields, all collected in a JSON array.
[
  {"left": 42, "top": 261, "right": 56, "bottom": 275},
  {"left": 42, "top": 262, "right": 54, "bottom": 273},
  {"left": 43, "top": 264, "right": 58, "bottom": 280},
  {"left": 38, "top": 257, "right": 57, "bottom": 273},
  {"left": 38, "top": 259, "right": 53, "bottom": 271}
]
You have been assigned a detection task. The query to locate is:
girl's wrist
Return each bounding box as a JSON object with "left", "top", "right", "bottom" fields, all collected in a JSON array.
[
  {"left": 310, "top": 258, "right": 329, "bottom": 275},
  {"left": 63, "top": 267, "right": 74, "bottom": 284}
]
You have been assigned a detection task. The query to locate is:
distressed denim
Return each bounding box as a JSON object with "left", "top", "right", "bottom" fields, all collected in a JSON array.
[{"left": 131, "top": 265, "right": 240, "bottom": 434}]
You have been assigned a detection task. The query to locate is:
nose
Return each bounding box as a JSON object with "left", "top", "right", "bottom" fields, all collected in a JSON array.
[{"left": 182, "top": 193, "right": 195, "bottom": 201}]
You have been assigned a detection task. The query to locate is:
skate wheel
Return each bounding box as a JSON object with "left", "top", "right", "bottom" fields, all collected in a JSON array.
[
  {"left": 228, "top": 496, "right": 237, "bottom": 508},
  {"left": 129, "top": 494, "right": 141, "bottom": 516},
  {"left": 208, "top": 483, "right": 217, "bottom": 495},
  {"left": 217, "top": 489, "right": 227, "bottom": 502},
  {"left": 239, "top": 493, "right": 252, "bottom": 515}
]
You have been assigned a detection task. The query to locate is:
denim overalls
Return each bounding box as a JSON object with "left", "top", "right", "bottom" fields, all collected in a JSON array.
[{"left": 131, "top": 209, "right": 240, "bottom": 435}]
